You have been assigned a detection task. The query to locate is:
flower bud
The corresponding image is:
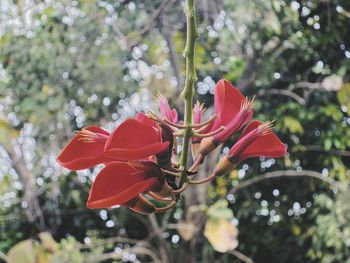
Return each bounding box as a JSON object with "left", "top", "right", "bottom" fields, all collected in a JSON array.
[
  {"left": 197, "top": 137, "right": 218, "bottom": 158},
  {"left": 213, "top": 97, "right": 254, "bottom": 143},
  {"left": 227, "top": 120, "right": 286, "bottom": 164},
  {"left": 213, "top": 156, "right": 236, "bottom": 177},
  {"left": 191, "top": 140, "right": 200, "bottom": 160}
]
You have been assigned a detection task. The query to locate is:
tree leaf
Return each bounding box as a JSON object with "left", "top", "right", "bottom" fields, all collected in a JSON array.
[
  {"left": 204, "top": 218, "right": 239, "bottom": 253},
  {"left": 207, "top": 200, "right": 233, "bottom": 220},
  {"left": 7, "top": 240, "right": 37, "bottom": 263},
  {"left": 176, "top": 221, "right": 197, "bottom": 241},
  {"left": 337, "top": 83, "right": 350, "bottom": 116}
]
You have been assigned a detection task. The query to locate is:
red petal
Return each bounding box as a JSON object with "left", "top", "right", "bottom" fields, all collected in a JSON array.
[
  {"left": 87, "top": 126, "right": 110, "bottom": 136},
  {"left": 86, "top": 162, "right": 158, "bottom": 209},
  {"left": 237, "top": 120, "right": 261, "bottom": 140},
  {"left": 238, "top": 128, "right": 287, "bottom": 162},
  {"left": 214, "top": 79, "right": 245, "bottom": 126},
  {"left": 105, "top": 142, "right": 170, "bottom": 160},
  {"left": 105, "top": 119, "right": 168, "bottom": 160},
  {"left": 135, "top": 112, "right": 159, "bottom": 129},
  {"left": 57, "top": 126, "right": 110, "bottom": 170},
  {"left": 171, "top": 108, "right": 178, "bottom": 123}
]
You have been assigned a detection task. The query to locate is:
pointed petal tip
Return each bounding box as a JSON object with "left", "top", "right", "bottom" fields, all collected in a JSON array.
[{"left": 214, "top": 79, "right": 246, "bottom": 127}]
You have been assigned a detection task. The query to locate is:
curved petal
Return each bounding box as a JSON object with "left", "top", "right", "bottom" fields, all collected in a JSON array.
[
  {"left": 214, "top": 108, "right": 253, "bottom": 143},
  {"left": 135, "top": 112, "right": 159, "bottom": 129},
  {"left": 87, "top": 126, "right": 110, "bottom": 136},
  {"left": 171, "top": 108, "right": 178, "bottom": 123},
  {"left": 86, "top": 162, "right": 159, "bottom": 209},
  {"left": 237, "top": 120, "right": 261, "bottom": 140},
  {"left": 105, "top": 119, "right": 167, "bottom": 159},
  {"left": 57, "top": 126, "right": 110, "bottom": 170},
  {"left": 206, "top": 115, "right": 222, "bottom": 133},
  {"left": 238, "top": 129, "right": 287, "bottom": 162},
  {"left": 105, "top": 142, "right": 170, "bottom": 160},
  {"left": 214, "top": 79, "right": 245, "bottom": 126}
]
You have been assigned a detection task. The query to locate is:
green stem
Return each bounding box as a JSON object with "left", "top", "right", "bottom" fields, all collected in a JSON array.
[{"left": 179, "top": 0, "right": 198, "bottom": 187}]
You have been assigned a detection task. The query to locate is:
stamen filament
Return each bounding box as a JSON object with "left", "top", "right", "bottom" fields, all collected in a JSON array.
[
  {"left": 259, "top": 120, "right": 275, "bottom": 135},
  {"left": 194, "top": 126, "right": 225, "bottom": 138},
  {"left": 188, "top": 154, "right": 204, "bottom": 172},
  {"left": 163, "top": 119, "right": 190, "bottom": 129},
  {"left": 189, "top": 172, "right": 216, "bottom": 184},
  {"left": 191, "top": 114, "right": 217, "bottom": 129},
  {"left": 240, "top": 96, "right": 256, "bottom": 111},
  {"left": 77, "top": 129, "right": 97, "bottom": 143},
  {"left": 164, "top": 114, "right": 217, "bottom": 130},
  {"left": 145, "top": 109, "right": 161, "bottom": 122}
]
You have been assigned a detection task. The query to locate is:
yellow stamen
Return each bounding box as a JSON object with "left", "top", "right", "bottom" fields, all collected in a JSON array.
[
  {"left": 155, "top": 92, "right": 166, "bottom": 103},
  {"left": 240, "top": 96, "right": 256, "bottom": 112},
  {"left": 145, "top": 109, "right": 161, "bottom": 122},
  {"left": 76, "top": 129, "right": 97, "bottom": 143},
  {"left": 193, "top": 101, "right": 206, "bottom": 112},
  {"left": 127, "top": 161, "right": 143, "bottom": 169},
  {"left": 258, "top": 120, "right": 275, "bottom": 135}
]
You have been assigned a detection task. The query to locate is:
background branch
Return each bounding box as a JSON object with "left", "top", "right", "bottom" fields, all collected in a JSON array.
[
  {"left": 294, "top": 145, "right": 350, "bottom": 158},
  {"left": 257, "top": 88, "right": 306, "bottom": 105},
  {"left": 229, "top": 250, "right": 255, "bottom": 263},
  {"left": 0, "top": 142, "right": 46, "bottom": 231},
  {"left": 230, "top": 170, "right": 337, "bottom": 194}
]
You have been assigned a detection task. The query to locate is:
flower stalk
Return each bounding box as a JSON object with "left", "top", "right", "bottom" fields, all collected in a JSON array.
[{"left": 179, "top": 0, "right": 198, "bottom": 187}]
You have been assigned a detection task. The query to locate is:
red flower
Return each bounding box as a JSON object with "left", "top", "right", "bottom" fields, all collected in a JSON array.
[
  {"left": 211, "top": 79, "right": 253, "bottom": 143},
  {"left": 104, "top": 113, "right": 170, "bottom": 160},
  {"left": 213, "top": 120, "right": 286, "bottom": 177},
  {"left": 196, "top": 79, "right": 254, "bottom": 158},
  {"left": 228, "top": 120, "right": 286, "bottom": 163},
  {"left": 87, "top": 161, "right": 162, "bottom": 211},
  {"left": 57, "top": 113, "right": 171, "bottom": 170},
  {"left": 157, "top": 94, "right": 178, "bottom": 123},
  {"left": 57, "top": 126, "right": 111, "bottom": 170}
]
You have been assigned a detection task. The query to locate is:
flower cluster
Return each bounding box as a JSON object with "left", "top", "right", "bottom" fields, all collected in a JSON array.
[{"left": 57, "top": 79, "right": 286, "bottom": 214}]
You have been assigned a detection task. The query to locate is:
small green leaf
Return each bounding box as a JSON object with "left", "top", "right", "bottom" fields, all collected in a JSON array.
[
  {"left": 283, "top": 116, "right": 304, "bottom": 134},
  {"left": 47, "top": 97, "right": 61, "bottom": 111},
  {"left": 337, "top": 83, "right": 350, "bottom": 116},
  {"left": 207, "top": 200, "right": 233, "bottom": 220},
  {"left": 204, "top": 218, "right": 238, "bottom": 253},
  {"left": 7, "top": 240, "right": 37, "bottom": 263}
]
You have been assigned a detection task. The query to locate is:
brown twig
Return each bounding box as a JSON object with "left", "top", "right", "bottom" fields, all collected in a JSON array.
[
  {"left": 229, "top": 250, "right": 255, "bottom": 263},
  {"left": 128, "top": 0, "right": 177, "bottom": 47},
  {"left": 257, "top": 89, "right": 306, "bottom": 105},
  {"left": 0, "top": 142, "right": 47, "bottom": 230},
  {"left": 230, "top": 170, "right": 337, "bottom": 194},
  {"left": 148, "top": 214, "right": 171, "bottom": 262},
  {"left": 295, "top": 145, "right": 350, "bottom": 158}
]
